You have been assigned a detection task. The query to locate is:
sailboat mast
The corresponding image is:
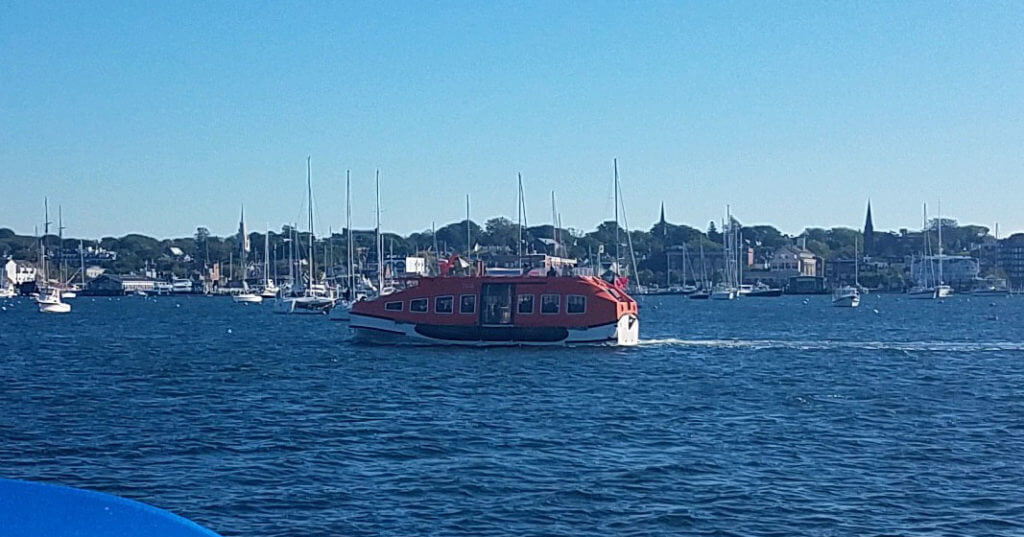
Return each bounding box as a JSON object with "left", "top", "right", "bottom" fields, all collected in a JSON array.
[
  {"left": 346, "top": 170, "right": 354, "bottom": 296},
  {"left": 376, "top": 169, "right": 382, "bottom": 294},
  {"left": 517, "top": 173, "right": 523, "bottom": 263},
  {"left": 465, "top": 194, "right": 471, "bottom": 258},
  {"left": 614, "top": 159, "right": 620, "bottom": 276},
  {"left": 855, "top": 232, "right": 859, "bottom": 286},
  {"left": 58, "top": 205, "right": 65, "bottom": 285},
  {"left": 938, "top": 199, "right": 944, "bottom": 284},
  {"left": 551, "top": 191, "right": 557, "bottom": 256},
  {"left": 264, "top": 225, "right": 270, "bottom": 284},
  {"left": 307, "top": 157, "right": 315, "bottom": 286},
  {"left": 79, "top": 239, "right": 85, "bottom": 288}
]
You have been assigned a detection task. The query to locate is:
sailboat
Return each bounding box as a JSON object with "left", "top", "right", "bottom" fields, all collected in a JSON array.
[
  {"left": 233, "top": 205, "right": 263, "bottom": 304},
  {"left": 908, "top": 203, "right": 939, "bottom": 300},
  {"left": 688, "top": 234, "right": 711, "bottom": 299},
  {"left": 260, "top": 227, "right": 279, "bottom": 298},
  {"left": 55, "top": 206, "right": 76, "bottom": 299},
  {"left": 833, "top": 234, "right": 861, "bottom": 307},
  {"left": 274, "top": 157, "right": 336, "bottom": 314},
  {"left": 36, "top": 200, "right": 70, "bottom": 313},
  {"left": 710, "top": 207, "right": 738, "bottom": 300},
  {"left": 935, "top": 200, "right": 953, "bottom": 298},
  {"left": 329, "top": 170, "right": 359, "bottom": 322}
]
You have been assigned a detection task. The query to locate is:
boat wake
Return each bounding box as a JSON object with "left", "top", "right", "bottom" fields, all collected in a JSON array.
[{"left": 638, "top": 338, "right": 1024, "bottom": 353}]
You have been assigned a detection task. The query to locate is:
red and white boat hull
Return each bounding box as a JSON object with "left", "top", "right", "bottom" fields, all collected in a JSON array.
[{"left": 349, "top": 312, "right": 639, "bottom": 346}]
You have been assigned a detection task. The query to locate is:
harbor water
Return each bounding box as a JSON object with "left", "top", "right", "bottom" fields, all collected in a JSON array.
[{"left": 2, "top": 294, "right": 1023, "bottom": 535}]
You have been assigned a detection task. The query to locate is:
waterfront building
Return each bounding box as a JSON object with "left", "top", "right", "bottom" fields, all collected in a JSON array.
[
  {"left": 770, "top": 244, "right": 819, "bottom": 277},
  {"left": 998, "top": 233, "right": 1024, "bottom": 289},
  {"left": 909, "top": 255, "right": 979, "bottom": 290},
  {"left": 4, "top": 259, "right": 38, "bottom": 284},
  {"left": 84, "top": 274, "right": 156, "bottom": 296}
]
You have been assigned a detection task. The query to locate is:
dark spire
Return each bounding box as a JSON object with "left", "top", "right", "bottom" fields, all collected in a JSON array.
[
  {"left": 659, "top": 202, "right": 666, "bottom": 238},
  {"left": 863, "top": 200, "right": 874, "bottom": 256}
]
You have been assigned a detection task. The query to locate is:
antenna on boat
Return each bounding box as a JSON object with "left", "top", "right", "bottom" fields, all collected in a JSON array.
[{"left": 466, "top": 194, "right": 471, "bottom": 259}]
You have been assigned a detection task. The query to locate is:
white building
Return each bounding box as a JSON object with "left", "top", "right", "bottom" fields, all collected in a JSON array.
[
  {"left": 910, "top": 255, "right": 979, "bottom": 288},
  {"left": 4, "top": 259, "right": 37, "bottom": 284}
]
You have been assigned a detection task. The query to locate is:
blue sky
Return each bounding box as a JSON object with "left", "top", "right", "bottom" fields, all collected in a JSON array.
[{"left": 2, "top": 1, "right": 1022, "bottom": 239}]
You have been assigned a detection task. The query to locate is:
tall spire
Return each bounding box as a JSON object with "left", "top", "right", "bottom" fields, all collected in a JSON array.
[
  {"left": 659, "top": 202, "right": 666, "bottom": 225},
  {"left": 863, "top": 200, "right": 874, "bottom": 257}
]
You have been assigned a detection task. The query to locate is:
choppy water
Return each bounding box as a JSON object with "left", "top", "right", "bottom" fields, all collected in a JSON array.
[{"left": 1, "top": 293, "right": 1023, "bottom": 536}]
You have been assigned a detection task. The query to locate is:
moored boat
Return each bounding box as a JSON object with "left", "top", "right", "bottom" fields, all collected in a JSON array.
[
  {"left": 37, "top": 288, "right": 71, "bottom": 313},
  {"left": 349, "top": 274, "right": 639, "bottom": 346},
  {"left": 832, "top": 285, "right": 860, "bottom": 307}
]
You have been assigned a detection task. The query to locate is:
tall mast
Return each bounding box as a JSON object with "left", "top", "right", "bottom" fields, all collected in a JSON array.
[
  {"left": 465, "top": 194, "right": 471, "bottom": 258},
  {"left": 307, "top": 157, "right": 315, "bottom": 286},
  {"left": 346, "top": 170, "right": 354, "bottom": 296},
  {"left": 517, "top": 173, "right": 523, "bottom": 263},
  {"left": 614, "top": 159, "right": 620, "bottom": 275},
  {"left": 79, "top": 239, "right": 85, "bottom": 287},
  {"left": 264, "top": 224, "right": 270, "bottom": 284},
  {"left": 551, "top": 191, "right": 558, "bottom": 256},
  {"left": 855, "top": 232, "right": 859, "bottom": 286},
  {"left": 376, "top": 169, "right": 382, "bottom": 294},
  {"left": 937, "top": 199, "right": 944, "bottom": 285},
  {"left": 58, "top": 205, "right": 65, "bottom": 285},
  {"left": 43, "top": 198, "right": 50, "bottom": 284}
]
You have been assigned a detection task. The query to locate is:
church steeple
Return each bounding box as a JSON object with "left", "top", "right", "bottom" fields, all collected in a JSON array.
[
  {"left": 863, "top": 200, "right": 874, "bottom": 257},
  {"left": 659, "top": 202, "right": 667, "bottom": 238}
]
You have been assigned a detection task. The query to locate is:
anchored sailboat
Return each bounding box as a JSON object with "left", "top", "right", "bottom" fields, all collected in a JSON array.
[{"left": 275, "top": 157, "right": 336, "bottom": 314}]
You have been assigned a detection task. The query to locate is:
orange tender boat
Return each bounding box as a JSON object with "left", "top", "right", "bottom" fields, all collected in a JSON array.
[{"left": 349, "top": 274, "right": 639, "bottom": 346}]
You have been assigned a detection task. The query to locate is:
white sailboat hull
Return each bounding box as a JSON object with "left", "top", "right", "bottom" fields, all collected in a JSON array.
[
  {"left": 274, "top": 296, "right": 335, "bottom": 314},
  {"left": 233, "top": 293, "right": 263, "bottom": 304},
  {"left": 832, "top": 294, "right": 860, "bottom": 307},
  {"left": 907, "top": 288, "right": 938, "bottom": 300},
  {"left": 38, "top": 300, "right": 71, "bottom": 313}
]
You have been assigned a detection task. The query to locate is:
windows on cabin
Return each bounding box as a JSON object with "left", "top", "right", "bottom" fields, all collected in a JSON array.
[
  {"left": 384, "top": 301, "right": 403, "bottom": 311},
  {"left": 540, "top": 294, "right": 560, "bottom": 314},
  {"left": 517, "top": 294, "right": 534, "bottom": 314},
  {"left": 410, "top": 298, "right": 428, "bottom": 313},
  {"left": 435, "top": 295, "right": 454, "bottom": 314},
  {"left": 567, "top": 294, "right": 586, "bottom": 314},
  {"left": 460, "top": 294, "right": 476, "bottom": 314}
]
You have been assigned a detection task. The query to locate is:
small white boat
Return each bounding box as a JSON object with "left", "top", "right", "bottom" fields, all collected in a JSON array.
[
  {"left": 37, "top": 289, "right": 71, "bottom": 313},
  {"left": 60, "top": 290, "right": 77, "bottom": 299},
  {"left": 260, "top": 281, "right": 279, "bottom": 299},
  {"left": 233, "top": 292, "right": 263, "bottom": 304},
  {"left": 710, "top": 284, "right": 736, "bottom": 300},
  {"left": 936, "top": 284, "right": 953, "bottom": 298},
  {"left": 907, "top": 286, "right": 937, "bottom": 300},
  {"left": 274, "top": 295, "right": 335, "bottom": 314},
  {"left": 832, "top": 285, "right": 860, "bottom": 307},
  {"left": 0, "top": 284, "right": 15, "bottom": 299}
]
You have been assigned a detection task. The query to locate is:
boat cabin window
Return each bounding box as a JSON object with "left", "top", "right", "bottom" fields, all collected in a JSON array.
[
  {"left": 541, "top": 294, "right": 560, "bottom": 314},
  {"left": 460, "top": 294, "right": 476, "bottom": 314},
  {"left": 384, "top": 301, "right": 403, "bottom": 311},
  {"left": 517, "top": 294, "right": 534, "bottom": 314},
  {"left": 567, "top": 294, "right": 586, "bottom": 314},
  {"left": 480, "top": 284, "right": 513, "bottom": 325},
  {"left": 410, "top": 298, "right": 428, "bottom": 313},
  {"left": 435, "top": 295, "right": 454, "bottom": 314}
]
